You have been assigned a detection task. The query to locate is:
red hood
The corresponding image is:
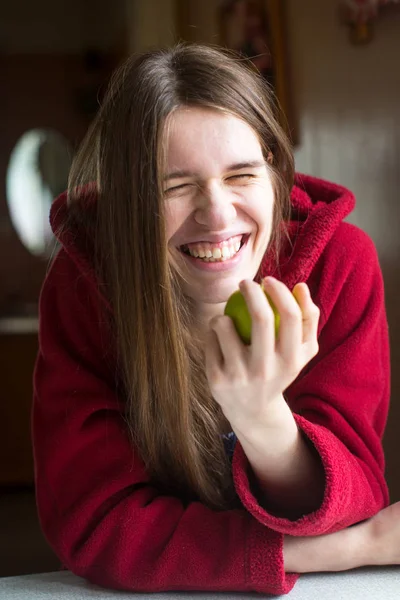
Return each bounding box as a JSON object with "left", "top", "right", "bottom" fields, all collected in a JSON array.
[
  {"left": 260, "top": 173, "right": 356, "bottom": 289},
  {"left": 50, "top": 173, "right": 356, "bottom": 295}
]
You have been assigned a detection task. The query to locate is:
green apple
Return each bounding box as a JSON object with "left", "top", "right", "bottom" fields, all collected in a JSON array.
[{"left": 224, "top": 284, "right": 280, "bottom": 344}]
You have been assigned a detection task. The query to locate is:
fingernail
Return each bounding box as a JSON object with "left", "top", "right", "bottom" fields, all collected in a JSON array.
[{"left": 263, "top": 276, "right": 274, "bottom": 285}]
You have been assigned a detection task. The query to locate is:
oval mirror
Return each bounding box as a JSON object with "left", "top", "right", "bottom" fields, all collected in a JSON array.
[{"left": 6, "top": 129, "right": 73, "bottom": 257}]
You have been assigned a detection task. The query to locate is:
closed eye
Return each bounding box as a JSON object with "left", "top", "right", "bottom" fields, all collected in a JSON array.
[
  {"left": 226, "top": 174, "right": 255, "bottom": 182},
  {"left": 164, "top": 183, "right": 191, "bottom": 195}
]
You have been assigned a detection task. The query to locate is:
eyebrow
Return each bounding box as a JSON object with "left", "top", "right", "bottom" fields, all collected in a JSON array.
[{"left": 163, "top": 160, "right": 266, "bottom": 182}]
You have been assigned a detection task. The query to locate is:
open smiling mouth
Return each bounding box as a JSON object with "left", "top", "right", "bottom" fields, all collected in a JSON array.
[{"left": 179, "top": 234, "right": 250, "bottom": 263}]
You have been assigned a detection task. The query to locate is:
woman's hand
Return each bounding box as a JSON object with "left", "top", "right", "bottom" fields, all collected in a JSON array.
[{"left": 205, "top": 276, "right": 320, "bottom": 429}]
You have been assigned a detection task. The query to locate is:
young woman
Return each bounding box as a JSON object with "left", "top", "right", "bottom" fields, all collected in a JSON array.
[{"left": 32, "top": 43, "right": 400, "bottom": 595}]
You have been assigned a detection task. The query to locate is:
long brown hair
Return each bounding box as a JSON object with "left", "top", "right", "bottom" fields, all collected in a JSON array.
[{"left": 66, "top": 43, "right": 294, "bottom": 510}]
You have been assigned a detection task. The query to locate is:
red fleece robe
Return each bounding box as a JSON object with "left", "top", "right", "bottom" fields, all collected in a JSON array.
[{"left": 32, "top": 174, "right": 390, "bottom": 595}]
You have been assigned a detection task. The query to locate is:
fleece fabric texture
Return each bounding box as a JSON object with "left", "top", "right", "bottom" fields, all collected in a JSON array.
[{"left": 32, "top": 173, "right": 390, "bottom": 595}]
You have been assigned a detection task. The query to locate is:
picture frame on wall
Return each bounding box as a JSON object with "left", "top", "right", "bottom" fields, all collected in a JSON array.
[{"left": 218, "top": 0, "right": 295, "bottom": 143}]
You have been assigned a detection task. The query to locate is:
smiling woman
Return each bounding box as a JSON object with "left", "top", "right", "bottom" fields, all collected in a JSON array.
[{"left": 32, "top": 43, "right": 398, "bottom": 597}]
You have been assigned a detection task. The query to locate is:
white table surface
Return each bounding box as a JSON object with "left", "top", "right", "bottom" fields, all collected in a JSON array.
[{"left": 0, "top": 568, "right": 399, "bottom": 599}]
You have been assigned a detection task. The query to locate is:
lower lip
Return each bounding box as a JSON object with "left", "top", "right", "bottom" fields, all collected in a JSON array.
[{"left": 179, "top": 236, "right": 249, "bottom": 272}]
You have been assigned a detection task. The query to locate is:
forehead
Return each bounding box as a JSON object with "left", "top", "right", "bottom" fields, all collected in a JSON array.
[{"left": 163, "top": 106, "right": 263, "bottom": 171}]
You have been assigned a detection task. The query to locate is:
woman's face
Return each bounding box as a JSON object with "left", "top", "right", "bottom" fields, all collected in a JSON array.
[{"left": 163, "top": 106, "right": 275, "bottom": 316}]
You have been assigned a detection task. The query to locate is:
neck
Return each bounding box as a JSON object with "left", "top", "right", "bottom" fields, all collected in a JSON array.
[{"left": 191, "top": 301, "right": 225, "bottom": 343}]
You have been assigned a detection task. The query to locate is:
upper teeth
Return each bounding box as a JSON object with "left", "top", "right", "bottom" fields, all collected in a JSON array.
[{"left": 183, "top": 235, "right": 243, "bottom": 261}]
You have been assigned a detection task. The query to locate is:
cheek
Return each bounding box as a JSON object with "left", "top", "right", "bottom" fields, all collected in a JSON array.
[
  {"left": 164, "top": 202, "right": 190, "bottom": 242},
  {"left": 244, "top": 186, "right": 274, "bottom": 229}
]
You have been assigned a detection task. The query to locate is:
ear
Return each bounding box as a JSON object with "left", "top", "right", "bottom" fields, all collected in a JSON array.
[{"left": 267, "top": 151, "right": 273, "bottom": 164}]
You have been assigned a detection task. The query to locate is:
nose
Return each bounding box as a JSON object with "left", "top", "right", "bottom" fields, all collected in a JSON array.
[{"left": 194, "top": 181, "right": 237, "bottom": 230}]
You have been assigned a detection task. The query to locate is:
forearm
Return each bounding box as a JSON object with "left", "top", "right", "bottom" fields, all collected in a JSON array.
[
  {"left": 234, "top": 396, "right": 325, "bottom": 518},
  {"left": 284, "top": 523, "right": 369, "bottom": 573}
]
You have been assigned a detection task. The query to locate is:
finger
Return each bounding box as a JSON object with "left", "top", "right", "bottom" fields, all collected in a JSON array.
[
  {"left": 210, "top": 315, "right": 246, "bottom": 370},
  {"left": 204, "top": 327, "right": 224, "bottom": 382},
  {"left": 239, "top": 279, "right": 275, "bottom": 362},
  {"left": 262, "top": 277, "right": 302, "bottom": 359},
  {"left": 292, "top": 283, "right": 320, "bottom": 350}
]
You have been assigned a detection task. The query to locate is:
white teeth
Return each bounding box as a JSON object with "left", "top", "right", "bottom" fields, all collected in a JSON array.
[
  {"left": 188, "top": 244, "right": 240, "bottom": 261},
  {"left": 184, "top": 235, "right": 246, "bottom": 261}
]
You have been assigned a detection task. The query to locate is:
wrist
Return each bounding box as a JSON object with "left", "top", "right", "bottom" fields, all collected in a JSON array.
[
  {"left": 230, "top": 394, "right": 292, "bottom": 442},
  {"left": 349, "top": 516, "right": 385, "bottom": 568},
  {"left": 283, "top": 525, "right": 370, "bottom": 574},
  {"left": 344, "top": 522, "right": 373, "bottom": 570}
]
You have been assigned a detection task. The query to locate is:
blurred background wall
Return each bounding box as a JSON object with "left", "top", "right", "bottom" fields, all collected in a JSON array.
[{"left": 0, "top": 0, "right": 399, "bottom": 578}]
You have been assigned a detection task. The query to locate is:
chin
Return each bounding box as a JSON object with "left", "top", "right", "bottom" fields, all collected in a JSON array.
[{"left": 190, "top": 278, "right": 242, "bottom": 305}]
